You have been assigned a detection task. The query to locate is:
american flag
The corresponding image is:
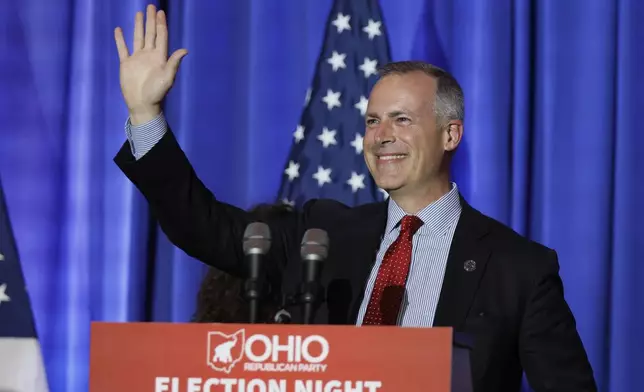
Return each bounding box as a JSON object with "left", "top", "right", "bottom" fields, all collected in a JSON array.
[
  {"left": 276, "top": 0, "right": 392, "bottom": 208},
  {"left": 0, "top": 177, "right": 49, "bottom": 391}
]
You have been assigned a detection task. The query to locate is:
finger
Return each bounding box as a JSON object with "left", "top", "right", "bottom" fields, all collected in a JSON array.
[
  {"left": 166, "top": 49, "right": 188, "bottom": 78},
  {"left": 114, "top": 27, "right": 130, "bottom": 61},
  {"left": 144, "top": 4, "right": 157, "bottom": 49},
  {"left": 155, "top": 10, "right": 168, "bottom": 59},
  {"left": 133, "top": 11, "right": 144, "bottom": 52}
]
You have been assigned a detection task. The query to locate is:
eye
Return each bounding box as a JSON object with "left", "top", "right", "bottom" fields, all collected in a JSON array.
[
  {"left": 396, "top": 117, "right": 411, "bottom": 124},
  {"left": 366, "top": 118, "right": 379, "bottom": 126}
]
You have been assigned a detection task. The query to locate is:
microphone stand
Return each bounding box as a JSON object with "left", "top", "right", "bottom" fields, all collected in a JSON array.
[
  {"left": 301, "top": 283, "right": 316, "bottom": 325},
  {"left": 244, "top": 278, "right": 261, "bottom": 324},
  {"left": 300, "top": 258, "right": 324, "bottom": 324}
]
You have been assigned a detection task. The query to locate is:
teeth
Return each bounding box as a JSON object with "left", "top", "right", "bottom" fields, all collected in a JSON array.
[{"left": 378, "top": 155, "right": 406, "bottom": 160}]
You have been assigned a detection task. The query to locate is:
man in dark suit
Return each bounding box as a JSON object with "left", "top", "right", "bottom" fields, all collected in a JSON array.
[{"left": 113, "top": 5, "right": 597, "bottom": 391}]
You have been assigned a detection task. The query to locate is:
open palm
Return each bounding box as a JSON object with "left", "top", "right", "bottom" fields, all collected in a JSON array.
[{"left": 114, "top": 4, "right": 187, "bottom": 123}]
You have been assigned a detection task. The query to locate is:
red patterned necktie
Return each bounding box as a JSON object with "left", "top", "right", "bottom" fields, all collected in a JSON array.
[{"left": 363, "top": 215, "right": 423, "bottom": 325}]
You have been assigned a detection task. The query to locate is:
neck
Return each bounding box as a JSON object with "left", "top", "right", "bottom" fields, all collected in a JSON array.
[{"left": 389, "top": 176, "right": 452, "bottom": 215}]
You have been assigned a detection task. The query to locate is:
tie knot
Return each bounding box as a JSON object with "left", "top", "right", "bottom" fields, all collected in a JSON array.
[{"left": 400, "top": 215, "right": 423, "bottom": 235}]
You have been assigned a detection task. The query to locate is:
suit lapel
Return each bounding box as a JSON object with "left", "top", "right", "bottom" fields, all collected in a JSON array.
[
  {"left": 346, "top": 201, "right": 388, "bottom": 323},
  {"left": 433, "top": 197, "right": 491, "bottom": 328}
]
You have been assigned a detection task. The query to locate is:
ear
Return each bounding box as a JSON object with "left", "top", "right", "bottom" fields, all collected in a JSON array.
[{"left": 443, "top": 120, "right": 463, "bottom": 152}]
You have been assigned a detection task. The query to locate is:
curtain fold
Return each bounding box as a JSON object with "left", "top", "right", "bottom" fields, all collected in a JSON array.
[{"left": 0, "top": 0, "right": 641, "bottom": 391}]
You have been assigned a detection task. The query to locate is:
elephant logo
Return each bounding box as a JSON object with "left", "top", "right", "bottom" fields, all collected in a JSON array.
[{"left": 207, "top": 329, "right": 245, "bottom": 373}]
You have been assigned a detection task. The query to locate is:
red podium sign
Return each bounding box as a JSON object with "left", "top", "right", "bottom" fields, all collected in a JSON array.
[{"left": 89, "top": 322, "right": 453, "bottom": 392}]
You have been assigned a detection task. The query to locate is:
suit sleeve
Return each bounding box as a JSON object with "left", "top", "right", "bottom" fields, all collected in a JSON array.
[
  {"left": 113, "top": 129, "right": 301, "bottom": 279},
  {"left": 519, "top": 250, "right": 597, "bottom": 391}
]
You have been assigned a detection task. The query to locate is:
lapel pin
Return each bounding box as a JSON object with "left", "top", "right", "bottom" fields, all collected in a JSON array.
[{"left": 464, "top": 260, "right": 476, "bottom": 272}]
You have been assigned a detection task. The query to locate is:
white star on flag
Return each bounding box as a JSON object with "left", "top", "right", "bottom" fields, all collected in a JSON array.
[
  {"left": 317, "top": 127, "right": 338, "bottom": 148},
  {"left": 379, "top": 188, "right": 389, "bottom": 199},
  {"left": 354, "top": 96, "right": 368, "bottom": 116},
  {"left": 322, "top": 89, "right": 342, "bottom": 110},
  {"left": 284, "top": 161, "right": 300, "bottom": 181},
  {"left": 332, "top": 13, "right": 351, "bottom": 33},
  {"left": 313, "top": 166, "right": 332, "bottom": 187},
  {"left": 363, "top": 19, "right": 382, "bottom": 40},
  {"left": 293, "top": 125, "right": 305, "bottom": 143},
  {"left": 0, "top": 253, "right": 4, "bottom": 261},
  {"left": 0, "top": 283, "right": 10, "bottom": 305},
  {"left": 281, "top": 198, "right": 295, "bottom": 207},
  {"left": 347, "top": 172, "right": 366, "bottom": 193},
  {"left": 327, "top": 51, "right": 347, "bottom": 71},
  {"left": 359, "top": 58, "right": 378, "bottom": 78},
  {"left": 350, "top": 133, "right": 364, "bottom": 154}
]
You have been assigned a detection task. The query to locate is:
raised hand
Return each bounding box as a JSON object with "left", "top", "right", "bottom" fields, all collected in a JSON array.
[{"left": 114, "top": 4, "right": 188, "bottom": 125}]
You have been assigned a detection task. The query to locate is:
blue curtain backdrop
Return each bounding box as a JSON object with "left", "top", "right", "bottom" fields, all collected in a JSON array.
[{"left": 0, "top": 0, "right": 642, "bottom": 391}]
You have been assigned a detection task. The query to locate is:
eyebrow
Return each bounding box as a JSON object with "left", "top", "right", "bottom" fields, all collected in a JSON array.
[{"left": 366, "top": 110, "right": 411, "bottom": 118}]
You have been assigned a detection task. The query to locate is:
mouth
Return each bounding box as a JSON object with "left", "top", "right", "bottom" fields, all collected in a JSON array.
[{"left": 376, "top": 154, "right": 407, "bottom": 162}]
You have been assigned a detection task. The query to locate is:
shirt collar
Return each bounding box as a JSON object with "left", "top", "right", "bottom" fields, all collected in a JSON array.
[{"left": 385, "top": 183, "right": 462, "bottom": 235}]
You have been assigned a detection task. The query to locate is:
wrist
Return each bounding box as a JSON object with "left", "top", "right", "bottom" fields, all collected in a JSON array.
[{"left": 129, "top": 105, "right": 161, "bottom": 126}]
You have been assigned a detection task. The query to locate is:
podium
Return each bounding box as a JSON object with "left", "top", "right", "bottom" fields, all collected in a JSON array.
[{"left": 89, "top": 322, "right": 473, "bottom": 392}]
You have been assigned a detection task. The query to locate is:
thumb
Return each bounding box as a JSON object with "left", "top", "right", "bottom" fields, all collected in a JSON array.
[{"left": 166, "top": 49, "right": 188, "bottom": 78}]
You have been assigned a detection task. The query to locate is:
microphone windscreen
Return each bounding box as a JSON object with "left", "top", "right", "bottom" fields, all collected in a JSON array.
[
  {"left": 300, "top": 228, "right": 329, "bottom": 260},
  {"left": 243, "top": 222, "right": 271, "bottom": 255}
]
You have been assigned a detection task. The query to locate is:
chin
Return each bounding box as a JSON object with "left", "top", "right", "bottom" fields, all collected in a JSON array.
[{"left": 375, "top": 178, "right": 404, "bottom": 192}]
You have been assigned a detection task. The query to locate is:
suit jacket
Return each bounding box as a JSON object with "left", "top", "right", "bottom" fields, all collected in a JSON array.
[{"left": 114, "top": 130, "right": 597, "bottom": 392}]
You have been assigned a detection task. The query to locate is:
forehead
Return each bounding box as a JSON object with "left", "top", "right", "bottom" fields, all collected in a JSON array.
[{"left": 368, "top": 71, "right": 437, "bottom": 111}]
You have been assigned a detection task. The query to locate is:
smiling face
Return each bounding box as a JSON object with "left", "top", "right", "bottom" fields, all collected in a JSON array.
[{"left": 364, "top": 71, "right": 457, "bottom": 207}]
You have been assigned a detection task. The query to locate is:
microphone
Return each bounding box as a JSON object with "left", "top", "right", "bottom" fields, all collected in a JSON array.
[
  {"left": 299, "top": 228, "right": 329, "bottom": 324},
  {"left": 243, "top": 222, "right": 271, "bottom": 324}
]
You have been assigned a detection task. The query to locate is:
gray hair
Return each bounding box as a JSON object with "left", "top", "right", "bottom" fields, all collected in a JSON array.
[{"left": 378, "top": 61, "right": 464, "bottom": 126}]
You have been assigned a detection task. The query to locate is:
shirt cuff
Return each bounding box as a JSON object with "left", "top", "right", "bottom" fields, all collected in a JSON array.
[{"left": 124, "top": 112, "right": 168, "bottom": 160}]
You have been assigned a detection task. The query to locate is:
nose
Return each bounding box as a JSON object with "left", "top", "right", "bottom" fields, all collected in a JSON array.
[{"left": 375, "top": 122, "right": 395, "bottom": 145}]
